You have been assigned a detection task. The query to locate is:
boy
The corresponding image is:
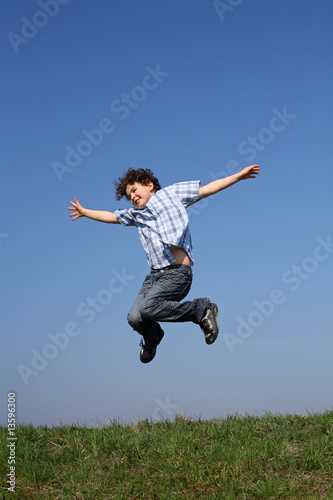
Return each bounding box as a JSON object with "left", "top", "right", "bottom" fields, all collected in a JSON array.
[{"left": 69, "top": 165, "right": 260, "bottom": 363}]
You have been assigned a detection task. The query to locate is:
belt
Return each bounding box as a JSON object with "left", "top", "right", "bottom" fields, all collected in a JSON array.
[{"left": 150, "top": 264, "right": 190, "bottom": 274}]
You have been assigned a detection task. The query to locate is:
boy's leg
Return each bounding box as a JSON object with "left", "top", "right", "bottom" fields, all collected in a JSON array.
[
  {"left": 127, "top": 265, "right": 218, "bottom": 363},
  {"left": 140, "top": 265, "right": 208, "bottom": 325},
  {"left": 140, "top": 265, "right": 219, "bottom": 344},
  {"left": 127, "top": 273, "right": 164, "bottom": 344}
]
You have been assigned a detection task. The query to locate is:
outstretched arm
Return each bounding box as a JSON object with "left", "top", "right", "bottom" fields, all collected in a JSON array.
[
  {"left": 68, "top": 197, "right": 120, "bottom": 224},
  {"left": 199, "top": 165, "right": 260, "bottom": 200}
]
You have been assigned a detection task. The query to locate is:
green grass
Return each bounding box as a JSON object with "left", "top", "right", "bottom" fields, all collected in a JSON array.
[{"left": 1, "top": 411, "right": 333, "bottom": 499}]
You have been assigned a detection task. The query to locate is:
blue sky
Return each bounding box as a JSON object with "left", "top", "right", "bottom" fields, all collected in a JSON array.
[{"left": 1, "top": 0, "right": 332, "bottom": 427}]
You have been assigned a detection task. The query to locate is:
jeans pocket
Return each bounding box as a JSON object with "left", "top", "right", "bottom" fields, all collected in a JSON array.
[
  {"left": 167, "top": 268, "right": 193, "bottom": 299},
  {"left": 163, "top": 268, "right": 187, "bottom": 283}
]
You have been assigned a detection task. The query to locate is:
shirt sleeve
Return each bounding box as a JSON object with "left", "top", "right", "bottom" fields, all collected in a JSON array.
[
  {"left": 171, "top": 180, "right": 201, "bottom": 208},
  {"left": 114, "top": 208, "right": 137, "bottom": 226}
]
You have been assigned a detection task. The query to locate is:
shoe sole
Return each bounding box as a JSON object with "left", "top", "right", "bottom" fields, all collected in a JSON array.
[{"left": 205, "top": 304, "right": 219, "bottom": 345}]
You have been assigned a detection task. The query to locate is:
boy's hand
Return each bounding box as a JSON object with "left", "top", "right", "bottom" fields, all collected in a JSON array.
[
  {"left": 199, "top": 164, "right": 260, "bottom": 200},
  {"left": 68, "top": 197, "right": 85, "bottom": 221},
  {"left": 68, "top": 199, "right": 120, "bottom": 223},
  {"left": 238, "top": 165, "right": 260, "bottom": 180}
]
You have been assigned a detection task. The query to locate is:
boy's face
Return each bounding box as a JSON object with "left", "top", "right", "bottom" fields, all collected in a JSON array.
[{"left": 126, "top": 181, "right": 155, "bottom": 209}]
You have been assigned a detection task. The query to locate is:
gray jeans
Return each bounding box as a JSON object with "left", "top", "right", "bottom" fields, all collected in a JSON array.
[{"left": 127, "top": 264, "right": 209, "bottom": 343}]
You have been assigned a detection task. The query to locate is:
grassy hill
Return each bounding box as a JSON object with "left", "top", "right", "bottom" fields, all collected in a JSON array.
[{"left": 1, "top": 411, "right": 332, "bottom": 499}]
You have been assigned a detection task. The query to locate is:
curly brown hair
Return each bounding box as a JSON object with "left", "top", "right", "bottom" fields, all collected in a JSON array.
[{"left": 114, "top": 168, "right": 161, "bottom": 200}]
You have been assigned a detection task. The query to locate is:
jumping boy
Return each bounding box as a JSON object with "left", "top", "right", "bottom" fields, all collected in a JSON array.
[{"left": 68, "top": 165, "right": 260, "bottom": 363}]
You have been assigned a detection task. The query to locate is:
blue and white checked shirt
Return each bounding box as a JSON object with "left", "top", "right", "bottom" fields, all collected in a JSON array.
[{"left": 114, "top": 181, "right": 201, "bottom": 269}]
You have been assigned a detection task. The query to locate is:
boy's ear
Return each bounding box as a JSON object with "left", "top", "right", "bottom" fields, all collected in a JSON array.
[{"left": 147, "top": 181, "right": 155, "bottom": 192}]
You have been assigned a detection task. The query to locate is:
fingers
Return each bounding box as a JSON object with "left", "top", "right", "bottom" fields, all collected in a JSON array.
[
  {"left": 68, "top": 197, "right": 80, "bottom": 209},
  {"left": 241, "top": 165, "right": 259, "bottom": 180},
  {"left": 248, "top": 165, "right": 260, "bottom": 176},
  {"left": 68, "top": 198, "right": 80, "bottom": 220},
  {"left": 68, "top": 197, "right": 79, "bottom": 206}
]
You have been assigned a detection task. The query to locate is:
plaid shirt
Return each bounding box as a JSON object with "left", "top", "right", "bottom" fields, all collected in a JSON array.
[{"left": 115, "top": 181, "right": 201, "bottom": 269}]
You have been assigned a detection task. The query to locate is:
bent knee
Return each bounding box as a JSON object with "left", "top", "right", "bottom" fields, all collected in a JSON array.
[{"left": 127, "top": 311, "right": 142, "bottom": 330}]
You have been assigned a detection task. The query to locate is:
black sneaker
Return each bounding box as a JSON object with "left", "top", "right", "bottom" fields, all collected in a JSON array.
[
  {"left": 139, "top": 330, "right": 164, "bottom": 364},
  {"left": 200, "top": 302, "right": 219, "bottom": 344}
]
